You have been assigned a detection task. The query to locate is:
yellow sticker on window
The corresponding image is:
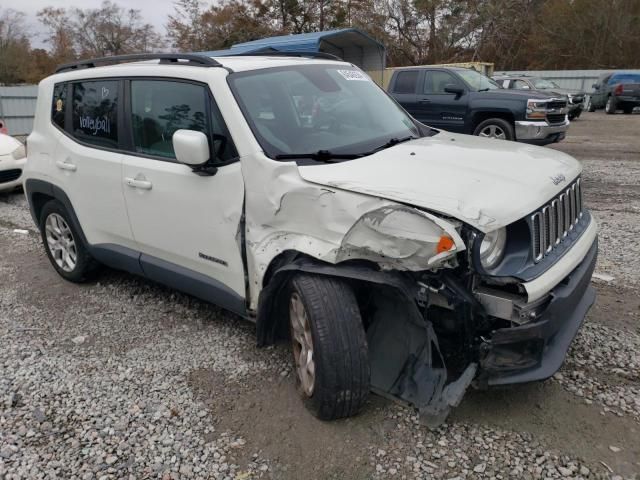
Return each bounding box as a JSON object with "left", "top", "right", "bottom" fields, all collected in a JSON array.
[{"left": 56, "top": 99, "right": 63, "bottom": 112}]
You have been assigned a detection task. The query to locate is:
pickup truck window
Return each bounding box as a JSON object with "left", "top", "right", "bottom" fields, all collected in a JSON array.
[
  {"left": 510, "top": 79, "right": 531, "bottom": 90},
  {"left": 424, "top": 71, "right": 463, "bottom": 94},
  {"left": 229, "top": 64, "right": 419, "bottom": 159},
  {"left": 393, "top": 71, "right": 419, "bottom": 94},
  {"left": 456, "top": 69, "right": 501, "bottom": 91}
]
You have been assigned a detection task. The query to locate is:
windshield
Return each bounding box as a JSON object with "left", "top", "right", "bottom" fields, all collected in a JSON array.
[
  {"left": 228, "top": 65, "right": 420, "bottom": 159},
  {"left": 456, "top": 69, "right": 501, "bottom": 91},
  {"left": 531, "top": 77, "right": 560, "bottom": 89},
  {"left": 608, "top": 74, "right": 640, "bottom": 85}
]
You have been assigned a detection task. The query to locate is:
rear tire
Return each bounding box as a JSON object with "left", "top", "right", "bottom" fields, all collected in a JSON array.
[
  {"left": 623, "top": 106, "right": 634, "bottom": 114},
  {"left": 605, "top": 96, "right": 617, "bottom": 114},
  {"left": 473, "top": 118, "right": 514, "bottom": 141},
  {"left": 288, "top": 274, "right": 370, "bottom": 420},
  {"left": 39, "top": 200, "right": 99, "bottom": 283}
]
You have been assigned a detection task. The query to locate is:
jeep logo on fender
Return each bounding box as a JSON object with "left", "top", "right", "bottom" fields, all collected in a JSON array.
[{"left": 550, "top": 174, "right": 566, "bottom": 185}]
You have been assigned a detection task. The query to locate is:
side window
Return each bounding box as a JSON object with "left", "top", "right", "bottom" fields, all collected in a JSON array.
[
  {"left": 424, "top": 71, "right": 461, "bottom": 94},
  {"left": 510, "top": 79, "right": 530, "bottom": 90},
  {"left": 393, "top": 71, "right": 419, "bottom": 94},
  {"left": 130, "top": 80, "right": 237, "bottom": 163},
  {"left": 72, "top": 80, "right": 119, "bottom": 148},
  {"left": 52, "top": 83, "right": 67, "bottom": 130}
]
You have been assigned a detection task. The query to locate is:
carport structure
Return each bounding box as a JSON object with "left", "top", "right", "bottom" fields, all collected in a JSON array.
[{"left": 201, "top": 29, "right": 386, "bottom": 80}]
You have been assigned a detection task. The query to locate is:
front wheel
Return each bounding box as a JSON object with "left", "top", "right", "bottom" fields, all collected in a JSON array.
[
  {"left": 605, "top": 96, "right": 617, "bottom": 114},
  {"left": 473, "top": 118, "right": 515, "bottom": 141},
  {"left": 39, "top": 200, "right": 99, "bottom": 282},
  {"left": 288, "top": 274, "right": 370, "bottom": 420}
]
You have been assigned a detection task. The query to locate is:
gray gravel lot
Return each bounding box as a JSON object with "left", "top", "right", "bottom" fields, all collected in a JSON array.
[{"left": 1, "top": 111, "right": 639, "bottom": 479}]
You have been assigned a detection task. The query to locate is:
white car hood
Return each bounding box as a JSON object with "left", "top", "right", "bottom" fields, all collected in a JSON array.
[
  {"left": 0, "top": 133, "right": 21, "bottom": 156},
  {"left": 297, "top": 132, "right": 582, "bottom": 232}
]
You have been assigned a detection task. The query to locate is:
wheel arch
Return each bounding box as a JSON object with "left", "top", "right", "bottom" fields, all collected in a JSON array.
[
  {"left": 470, "top": 110, "right": 515, "bottom": 131},
  {"left": 256, "top": 250, "right": 418, "bottom": 346},
  {"left": 24, "top": 179, "right": 89, "bottom": 246}
]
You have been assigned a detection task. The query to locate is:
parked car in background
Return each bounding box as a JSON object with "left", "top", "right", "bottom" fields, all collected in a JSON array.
[
  {"left": 0, "top": 133, "right": 26, "bottom": 192},
  {"left": 587, "top": 72, "right": 640, "bottom": 114},
  {"left": 387, "top": 67, "right": 569, "bottom": 145},
  {"left": 493, "top": 75, "right": 585, "bottom": 120}
]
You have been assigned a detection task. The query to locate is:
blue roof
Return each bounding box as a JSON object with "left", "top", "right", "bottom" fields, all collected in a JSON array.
[{"left": 200, "top": 28, "right": 384, "bottom": 57}]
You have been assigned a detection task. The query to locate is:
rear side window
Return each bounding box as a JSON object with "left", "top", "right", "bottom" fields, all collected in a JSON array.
[
  {"left": 130, "top": 80, "right": 237, "bottom": 163},
  {"left": 71, "top": 80, "right": 119, "bottom": 148},
  {"left": 52, "top": 83, "right": 67, "bottom": 130},
  {"left": 393, "top": 71, "right": 419, "bottom": 94}
]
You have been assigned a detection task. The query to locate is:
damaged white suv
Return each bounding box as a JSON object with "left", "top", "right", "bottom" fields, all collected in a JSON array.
[{"left": 24, "top": 53, "right": 597, "bottom": 424}]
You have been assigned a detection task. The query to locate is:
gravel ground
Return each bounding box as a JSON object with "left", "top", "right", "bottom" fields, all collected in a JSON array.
[{"left": 1, "top": 111, "right": 639, "bottom": 479}]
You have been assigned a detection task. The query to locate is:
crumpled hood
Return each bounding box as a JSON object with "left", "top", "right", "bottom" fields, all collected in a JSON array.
[{"left": 297, "top": 132, "right": 582, "bottom": 232}]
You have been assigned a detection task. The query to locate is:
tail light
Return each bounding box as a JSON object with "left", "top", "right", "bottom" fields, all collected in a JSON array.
[{"left": 614, "top": 84, "right": 624, "bottom": 96}]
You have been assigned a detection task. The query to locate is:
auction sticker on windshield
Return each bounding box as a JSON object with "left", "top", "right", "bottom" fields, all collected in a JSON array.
[{"left": 337, "top": 70, "right": 369, "bottom": 81}]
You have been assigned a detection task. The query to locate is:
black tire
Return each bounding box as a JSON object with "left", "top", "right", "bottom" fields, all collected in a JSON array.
[
  {"left": 39, "top": 200, "right": 99, "bottom": 283},
  {"left": 605, "top": 96, "right": 617, "bottom": 114},
  {"left": 472, "top": 118, "right": 515, "bottom": 141},
  {"left": 623, "top": 106, "right": 634, "bottom": 114},
  {"left": 287, "top": 274, "right": 369, "bottom": 420},
  {"left": 587, "top": 98, "right": 596, "bottom": 112}
]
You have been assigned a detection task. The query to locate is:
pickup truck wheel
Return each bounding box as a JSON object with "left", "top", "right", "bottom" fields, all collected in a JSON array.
[
  {"left": 605, "top": 96, "right": 617, "bottom": 114},
  {"left": 288, "top": 274, "right": 369, "bottom": 420},
  {"left": 623, "top": 106, "right": 634, "bottom": 114},
  {"left": 39, "top": 200, "right": 99, "bottom": 283},
  {"left": 473, "top": 118, "right": 514, "bottom": 141}
]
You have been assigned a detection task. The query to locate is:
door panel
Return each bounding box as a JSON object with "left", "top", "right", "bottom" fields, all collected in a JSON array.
[
  {"left": 389, "top": 70, "right": 422, "bottom": 119},
  {"left": 54, "top": 79, "right": 134, "bottom": 249},
  {"left": 122, "top": 79, "right": 246, "bottom": 299},
  {"left": 419, "top": 71, "right": 468, "bottom": 132}
]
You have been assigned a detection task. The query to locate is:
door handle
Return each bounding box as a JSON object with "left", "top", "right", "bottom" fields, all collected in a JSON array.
[
  {"left": 419, "top": 98, "right": 431, "bottom": 104},
  {"left": 124, "top": 177, "right": 153, "bottom": 190},
  {"left": 55, "top": 160, "right": 77, "bottom": 172}
]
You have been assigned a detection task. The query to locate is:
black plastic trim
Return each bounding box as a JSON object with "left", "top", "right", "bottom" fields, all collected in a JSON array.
[{"left": 56, "top": 53, "right": 223, "bottom": 73}]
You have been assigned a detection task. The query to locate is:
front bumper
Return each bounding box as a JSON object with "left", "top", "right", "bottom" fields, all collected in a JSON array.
[
  {"left": 478, "top": 237, "right": 597, "bottom": 386},
  {"left": 515, "top": 119, "right": 569, "bottom": 145},
  {"left": 0, "top": 157, "right": 26, "bottom": 192}
]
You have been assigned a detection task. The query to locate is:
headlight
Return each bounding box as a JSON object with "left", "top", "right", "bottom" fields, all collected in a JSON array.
[
  {"left": 11, "top": 145, "right": 26, "bottom": 160},
  {"left": 526, "top": 99, "right": 547, "bottom": 120},
  {"left": 480, "top": 227, "right": 507, "bottom": 269}
]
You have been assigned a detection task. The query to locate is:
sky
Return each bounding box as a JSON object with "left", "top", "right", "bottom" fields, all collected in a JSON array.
[{"left": 14, "top": 0, "right": 179, "bottom": 49}]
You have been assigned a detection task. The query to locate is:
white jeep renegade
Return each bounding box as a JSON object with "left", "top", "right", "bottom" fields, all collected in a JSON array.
[{"left": 24, "top": 53, "right": 598, "bottom": 423}]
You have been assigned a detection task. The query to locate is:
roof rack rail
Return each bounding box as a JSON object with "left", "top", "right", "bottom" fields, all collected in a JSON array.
[
  {"left": 55, "top": 53, "right": 222, "bottom": 73},
  {"left": 229, "top": 50, "right": 342, "bottom": 61}
]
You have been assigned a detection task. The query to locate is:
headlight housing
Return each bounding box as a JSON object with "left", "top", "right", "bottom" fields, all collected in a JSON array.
[
  {"left": 526, "top": 99, "right": 547, "bottom": 120},
  {"left": 479, "top": 227, "right": 507, "bottom": 269},
  {"left": 11, "top": 144, "right": 26, "bottom": 160}
]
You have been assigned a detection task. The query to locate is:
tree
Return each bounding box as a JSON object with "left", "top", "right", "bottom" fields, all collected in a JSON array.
[
  {"left": 38, "top": 1, "right": 163, "bottom": 59},
  {"left": 0, "top": 8, "right": 31, "bottom": 84}
]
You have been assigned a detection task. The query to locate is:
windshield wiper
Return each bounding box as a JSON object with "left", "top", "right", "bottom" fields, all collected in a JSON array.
[
  {"left": 365, "top": 135, "right": 416, "bottom": 155},
  {"left": 274, "top": 150, "right": 361, "bottom": 162}
]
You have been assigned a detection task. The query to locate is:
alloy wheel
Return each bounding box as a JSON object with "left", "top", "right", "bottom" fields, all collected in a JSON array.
[
  {"left": 478, "top": 124, "right": 506, "bottom": 140},
  {"left": 45, "top": 213, "right": 77, "bottom": 272},
  {"left": 289, "top": 292, "right": 316, "bottom": 396}
]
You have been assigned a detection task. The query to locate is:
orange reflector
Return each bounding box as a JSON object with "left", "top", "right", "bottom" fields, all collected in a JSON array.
[{"left": 436, "top": 235, "right": 455, "bottom": 253}]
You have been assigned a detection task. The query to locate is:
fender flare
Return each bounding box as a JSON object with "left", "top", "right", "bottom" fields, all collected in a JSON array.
[{"left": 24, "top": 179, "right": 89, "bottom": 246}]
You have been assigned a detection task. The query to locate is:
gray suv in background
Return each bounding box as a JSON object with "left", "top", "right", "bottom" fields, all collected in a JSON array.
[{"left": 493, "top": 75, "right": 585, "bottom": 120}]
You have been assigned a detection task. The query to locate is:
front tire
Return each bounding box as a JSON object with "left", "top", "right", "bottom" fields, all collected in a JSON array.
[
  {"left": 288, "top": 274, "right": 370, "bottom": 420},
  {"left": 473, "top": 118, "right": 515, "bottom": 141},
  {"left": 39, "top": 200, "right": 99, "bottom": 283},
  {"left": 605, "top": 96, "right": 617, "bottom": 114}
]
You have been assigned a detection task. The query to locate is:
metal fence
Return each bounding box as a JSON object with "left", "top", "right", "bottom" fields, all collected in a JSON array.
[
  {"left": 493, "top": 69, "right": 640, "bottom": 93},
  {"left": 0, "top": 85, "right": 38, "bottom": 136}
]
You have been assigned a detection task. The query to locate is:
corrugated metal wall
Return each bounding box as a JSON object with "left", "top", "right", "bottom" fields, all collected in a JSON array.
[
  {"left": 493, "top": 70, "right": 640, "bottom": 92},
  {"left": 0, "top": 86, "right": 38, "bottom": 136}
]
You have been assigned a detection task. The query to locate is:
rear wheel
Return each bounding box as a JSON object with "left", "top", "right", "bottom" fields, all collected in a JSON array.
[
  {"left": 288, "top": 274, "right": 369, "bottom": 420},
  {"left": 473, "top": 118, "right": 514, "bottom": 141},
  {"left": 39, "top": 200, "right": 99, "bottom": 282},
  {"left": 605, "top": 96, "right": 617, "bottom": 114},
  {"left": 623, "top": 106, "right": 634, "bottom": 114}
]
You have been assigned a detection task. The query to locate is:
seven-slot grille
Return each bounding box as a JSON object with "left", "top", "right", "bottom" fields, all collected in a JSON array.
[
  {"left": 0, "top": 169, "right": 22, "bottom": 184},
  {"left": 530, "top": 178, "right": 583, "bottom": 263}
]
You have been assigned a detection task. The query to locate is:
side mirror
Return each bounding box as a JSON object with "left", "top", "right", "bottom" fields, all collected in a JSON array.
[
  {"left": 173, "top": 129, "right": 210, "bottom": 167},
  {"left": 444, "top": 84, "right": 465, "bottom": 95}
]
